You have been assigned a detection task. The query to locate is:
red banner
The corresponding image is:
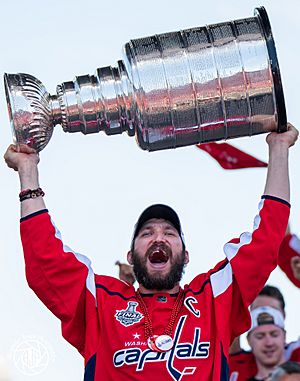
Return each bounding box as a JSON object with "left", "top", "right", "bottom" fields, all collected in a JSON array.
[{"left": 196, "top": 142, "right": 267, "bottom": 170}]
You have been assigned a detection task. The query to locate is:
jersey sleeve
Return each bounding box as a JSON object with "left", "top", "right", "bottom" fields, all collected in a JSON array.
[
  {"left": 20, "top": 210, "right": 98, "bottom": 355},
  {"left": 278, "top": 234, "right": 300, "bottom": 288},
  {"left": 210, "top": 196, "right": 290, "bottom": 346}
]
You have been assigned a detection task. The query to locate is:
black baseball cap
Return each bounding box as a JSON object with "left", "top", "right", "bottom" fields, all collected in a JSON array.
[{"left": 131, "top": 204, "right": 185, "bottom": 249}]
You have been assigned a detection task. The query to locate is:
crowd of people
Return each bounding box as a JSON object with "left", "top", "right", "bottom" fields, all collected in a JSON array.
[{"left": 4, "top": 122, "right": 299, "bottom": 380}]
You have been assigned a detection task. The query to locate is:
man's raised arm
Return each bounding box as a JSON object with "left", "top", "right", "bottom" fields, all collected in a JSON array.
[
  {"left": 4, "top": 143, "right": 45, "bottom": 217},
  {"left": 264, "top": 123, "right": 298, "bottom": 202},
  {"left": 4, "top": 143, "right": 97, "bottom": 355},
  {"left": 214, "top": 123, "right": 298, "bottom": 345}
]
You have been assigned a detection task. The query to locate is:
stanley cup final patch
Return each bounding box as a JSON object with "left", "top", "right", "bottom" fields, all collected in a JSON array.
[{"left": 115, "top": 302, "right": 144, "bottom": 327}]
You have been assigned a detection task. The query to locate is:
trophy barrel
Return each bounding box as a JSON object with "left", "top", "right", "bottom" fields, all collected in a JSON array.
[{"left": 124, "top": 6, "right": 287, "bottom": 151}]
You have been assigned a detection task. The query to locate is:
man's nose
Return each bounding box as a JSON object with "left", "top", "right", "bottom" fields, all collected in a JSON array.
[
  {"left": 264, "top": 335, "right": 274, "bottom": 346},
  {"left": 153, "top": 230, "right": 167, "bottom": 242}
]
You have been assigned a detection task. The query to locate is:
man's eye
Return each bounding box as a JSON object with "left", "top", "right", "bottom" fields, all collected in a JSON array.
[
  {"left": 141, "top": 231, "right": 151, "bottom": 237},
  {"left": 255, "top": 334, "right": 264, "bottom": 340}
]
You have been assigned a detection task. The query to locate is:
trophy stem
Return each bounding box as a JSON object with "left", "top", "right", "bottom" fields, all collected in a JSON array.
[
  {"left": 50, "top": 95, "right": 62, "bottom": 126},
  {"left": 55, "top": 61, "right": 136, "bottom": 137}
]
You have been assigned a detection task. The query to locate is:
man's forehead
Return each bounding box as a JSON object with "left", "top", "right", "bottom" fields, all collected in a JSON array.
[
  {"left": 252, "top": 324, "right": 283, "bottom": 335},
  {"left": 139, "top": 218, "right": 177, "bottom": 229}
]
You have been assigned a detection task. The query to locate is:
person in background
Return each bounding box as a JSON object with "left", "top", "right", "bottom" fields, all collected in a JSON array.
[
  {"left": 247, "top": 306, "right": 286, "bottom": 381},
  {"left": 229, "top": 286, "right": 300, "bottom": 381},
  {"left": 278, "top": 225, "right": 300, "bottom": 288}
]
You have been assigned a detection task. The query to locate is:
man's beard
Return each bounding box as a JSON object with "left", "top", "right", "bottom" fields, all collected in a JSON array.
[{"left": 131, "top": 244, "right": 185, "bottom": 291}]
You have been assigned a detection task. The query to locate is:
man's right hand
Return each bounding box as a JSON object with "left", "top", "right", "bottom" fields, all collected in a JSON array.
[{"left": 4, "top": 144, "right": 39, "bottom": 172}]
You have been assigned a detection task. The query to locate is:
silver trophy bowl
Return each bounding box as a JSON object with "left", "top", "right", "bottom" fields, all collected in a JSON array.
[{"left": 4, "top": 7, "right": 286, "bottom": 152}]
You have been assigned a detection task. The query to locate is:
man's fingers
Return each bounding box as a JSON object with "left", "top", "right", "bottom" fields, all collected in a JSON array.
[
  {"left": 4, "top": 145, "right": 15, "bottom": 162},
  {"left": 4, "top": 144, "right": 17, "bottom": 155},
  {"left": 267, "top": 122, "right": 299, "bottom": 148},
  {"left": 4, "top": 144, "right": 36, "bottom": 158},
  {"left": 17, "top": 144, "right": 36, "bottom": 154},
  {"left": 4, "top": 143, "right": 38, "bottom": 172},
  {"left": 286, "top": 123, "right": 299, "bottom": 147}
]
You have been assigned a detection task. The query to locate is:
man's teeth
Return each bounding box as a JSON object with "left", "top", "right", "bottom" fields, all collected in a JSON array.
[{"left": 149, "top": 250, "right": 168, "bottom": 263}]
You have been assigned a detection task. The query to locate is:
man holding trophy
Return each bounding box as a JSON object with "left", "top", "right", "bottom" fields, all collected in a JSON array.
[
  {"left": 3, "top": 6, "right": 299, "bottom": 381},
  {"left": 3, "top": 123, "right": 298, "bottom": 381}
]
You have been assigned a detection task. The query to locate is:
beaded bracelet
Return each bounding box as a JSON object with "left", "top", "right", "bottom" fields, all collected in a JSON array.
[{"left": 19, "top": 187, "right": 45, "bottom": 202}]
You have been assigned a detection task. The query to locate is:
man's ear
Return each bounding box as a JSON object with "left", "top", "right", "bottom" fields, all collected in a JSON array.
[
  {"left": 184, "top": 250, "right": 189, "bottom": 265},
  {"left": 127, "top": 251, "right": 133, "bottom": 265}
]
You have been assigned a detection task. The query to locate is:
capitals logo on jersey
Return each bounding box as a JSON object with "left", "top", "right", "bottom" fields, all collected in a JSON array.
[
  {"left": 115, "top": 301, "right": 144, "bottom": 327},
  {"left": 113, "top": 315, "right": 211, "bottom": 380}
]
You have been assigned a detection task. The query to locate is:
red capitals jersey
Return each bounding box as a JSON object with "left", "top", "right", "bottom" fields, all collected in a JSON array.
[
  {"left": 278, "top": 233, "right": 300, "bottom": 288},
  {"left": 229, "top": 339, "right": 300, "bottom": 381},
  {"left": 20, "top": 196, "right": 289, "bottom": 381}
]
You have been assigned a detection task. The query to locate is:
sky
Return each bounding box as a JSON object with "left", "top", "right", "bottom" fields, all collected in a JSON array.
[{"left": 0, "top": 0, "right": 299, "bottom": 379}]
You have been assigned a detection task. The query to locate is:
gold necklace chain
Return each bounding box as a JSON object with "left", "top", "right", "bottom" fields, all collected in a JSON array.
[{"left": 135, "top": 288, "right": 185, "bottom": 341}]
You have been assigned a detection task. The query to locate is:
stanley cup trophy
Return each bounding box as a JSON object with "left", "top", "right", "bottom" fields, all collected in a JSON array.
[{"left": 4, "top": 7, "right": 286, "bottom": 153}]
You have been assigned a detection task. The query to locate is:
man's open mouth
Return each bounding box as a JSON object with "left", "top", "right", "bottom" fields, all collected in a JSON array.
[{"left": 148, "top": 248, "right": 169, "bottom": 264}]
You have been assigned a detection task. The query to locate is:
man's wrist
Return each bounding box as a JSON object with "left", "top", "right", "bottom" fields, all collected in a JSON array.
[
  {"left": 268, "top": 143, "right": 289, "bottom": 162},
  {"left": 268, "top": 138, "right": 291, "bottom": 152},
  {"left": 18, "top": 164, "right": 39, "bottom": 190}
]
